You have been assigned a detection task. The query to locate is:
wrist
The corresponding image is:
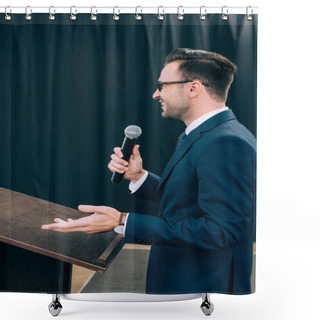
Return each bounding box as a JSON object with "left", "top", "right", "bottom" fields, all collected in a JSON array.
[{"left": 131, "top": 170, "right": 146, "bottom": 183}]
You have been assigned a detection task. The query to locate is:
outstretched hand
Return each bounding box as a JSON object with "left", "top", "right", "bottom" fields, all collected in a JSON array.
[{"left": 41, "top": 205, "right": 122, "bottom": 234}]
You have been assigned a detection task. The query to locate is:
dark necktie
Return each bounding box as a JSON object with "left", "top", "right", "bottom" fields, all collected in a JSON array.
[{"left": 176, "top": 131, "right": 187, "bottom": 150}]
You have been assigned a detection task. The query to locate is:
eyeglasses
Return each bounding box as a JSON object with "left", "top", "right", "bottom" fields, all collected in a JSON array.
[{"left": 156, "top": 80, "right": 208, "bottom": 91}]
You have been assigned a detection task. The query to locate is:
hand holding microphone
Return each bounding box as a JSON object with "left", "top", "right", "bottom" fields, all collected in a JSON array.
[{"left": 108, "top": 125, "right": 145, "bottom": 184}]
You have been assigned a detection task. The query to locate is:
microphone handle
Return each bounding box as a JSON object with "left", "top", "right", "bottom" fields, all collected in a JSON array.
[{"left": 111, "top": 137, "right": 137, "bottom": 184}]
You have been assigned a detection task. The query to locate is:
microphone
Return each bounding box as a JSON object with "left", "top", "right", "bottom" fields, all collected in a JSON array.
[{"left": 111, "top": 125, "right": 142, "bottom": 184}]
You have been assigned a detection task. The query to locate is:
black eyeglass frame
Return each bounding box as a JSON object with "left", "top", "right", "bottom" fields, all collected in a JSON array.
[{"left": 156, "top": 80, "right": 208, "bottom": 91}]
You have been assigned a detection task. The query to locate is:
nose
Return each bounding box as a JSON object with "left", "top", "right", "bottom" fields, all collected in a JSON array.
[{"left": 152, "top": 89, "right": 160, "bottom": 100}]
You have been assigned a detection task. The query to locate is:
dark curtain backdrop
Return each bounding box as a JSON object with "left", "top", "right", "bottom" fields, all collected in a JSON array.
[{"left": 0, "top": 13, "right": 257, "bottom": 216}]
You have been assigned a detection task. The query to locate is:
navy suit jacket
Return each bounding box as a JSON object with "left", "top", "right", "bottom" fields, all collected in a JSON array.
[{"left": 124, "top": 110, "right": 256, "bottom": 294}]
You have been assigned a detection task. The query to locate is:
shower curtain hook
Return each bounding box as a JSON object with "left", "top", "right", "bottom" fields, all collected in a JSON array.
[
  {"left": 5, "top": 6, "right": 12, "bottom": 21},
  {"left": 113, "top": 6, "right": 120, "bottom": 20},
  {"left": 177, "top": 6, "right": 184, "bottom": 20},
  {"left": 157, "top": 6, "right": 164, "bottom": 21},
  {"left": 246, "top": 6, "right": 253, "bottom": 21},
  {"left": 135, "top": 6, "right": 142, "bottom": 20},
  {"left": 70, "top": 6, "right": 77, "bottom": 20},
  {"left": 90, "top": 6, "right": 98, "bottom": 21},
  {"left": 25, "top": 6, "right": 32, "bottom": 20},
  {"left": 49, "top": 6, "right": 56, "bottom": 21},
  {"left": 221, "top": 6, "right": 228, "bottom": 21},
  {"left": 200, "top": 6, "right": 207, "bottom": 20}
]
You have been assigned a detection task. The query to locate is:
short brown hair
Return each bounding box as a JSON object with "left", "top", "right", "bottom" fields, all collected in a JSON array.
[{"left": 165, "top": 48, "right": 238, "bottom": 101}]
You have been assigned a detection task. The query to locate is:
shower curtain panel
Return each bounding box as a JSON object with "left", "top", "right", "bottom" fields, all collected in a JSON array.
[{"left": 0, "top": 8, "right": 257, "bottom": 295}]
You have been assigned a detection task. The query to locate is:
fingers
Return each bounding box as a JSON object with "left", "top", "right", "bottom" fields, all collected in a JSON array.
[
  {"left": 78, "top": 205, "right": 109, "bottom": 214},
  {"left": 41, "top": 223, "right": 82, "bottom": 233},
  {"left": 108, "top": 147, "right": 128, "bottom": 174},
  {"left": 41, "top": 217, "right": 87, "bottom": 232},
  {"left": 41, "top": 218, "right": 67, "bottom": 230},
  {"left": 41, "top": 224, "right": 51, "bottom": 230},
  {"left": 114, "top": 145, "right": 140, "bottom": 161},
  {"left": 108, "top": 162, "right": 126, "bottom": 174},
  {"left": 108, "top": 145, "right": 142, "bottom": 175},
  {"left": 110, "top": 153, "right": 128, "bottom": 166},
  {"left": 113, "top": 147, "right": 124, "bottom": 158},
  {"left": 41, "top": 206, "right": 93, "bottom": 231},
  {"left": 131, "top": 145, "right": 141, "bottom": 159},
  {"left": 109, "top": 154, "right": 128, "bottom": 172},
  {"left": 41, "top": 222, "right": 64, "bottom": 230}
]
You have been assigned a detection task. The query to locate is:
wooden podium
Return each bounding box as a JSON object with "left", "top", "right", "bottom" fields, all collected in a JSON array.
[{"left": 0, "top": 188, "right": 124, "bottom": 293}]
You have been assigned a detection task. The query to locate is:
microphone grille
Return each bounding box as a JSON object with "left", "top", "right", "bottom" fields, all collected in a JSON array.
[{"left": 124, "top": 125, "right": 142, "bottom": 139}]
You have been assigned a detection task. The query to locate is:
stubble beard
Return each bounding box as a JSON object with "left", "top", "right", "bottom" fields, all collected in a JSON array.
[{"left": 161, "top": 102, "right": 190, "bottom": 121}]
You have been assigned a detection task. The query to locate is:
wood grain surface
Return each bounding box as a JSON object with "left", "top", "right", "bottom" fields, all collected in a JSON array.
[{"left": 0, "top": 188, "right": 124, "bottom": 273}]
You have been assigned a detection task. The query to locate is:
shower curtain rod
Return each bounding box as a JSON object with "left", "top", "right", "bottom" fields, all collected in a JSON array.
[{"left": 0, "top": 6, "right": 258, "bottom": 15}]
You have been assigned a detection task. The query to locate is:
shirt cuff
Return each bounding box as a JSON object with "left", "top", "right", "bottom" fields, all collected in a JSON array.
[
  {"left": 129, "top": 171, "right": 148, "bottom": 193},
  {"left": 122, "top": 213, "right": 129, "bottom": 236},
  {"left": 114, "top": 213, "right": 130, "bottom": 235}
]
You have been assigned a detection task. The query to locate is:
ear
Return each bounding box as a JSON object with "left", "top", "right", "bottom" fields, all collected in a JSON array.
[{"left": 186, "top": 81, "right": 202, "bottom": 98}]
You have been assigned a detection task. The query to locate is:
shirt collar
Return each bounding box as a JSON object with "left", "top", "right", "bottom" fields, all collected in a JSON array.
[{"left": 185, "top": 106, "right": 229, "bottom": 135}]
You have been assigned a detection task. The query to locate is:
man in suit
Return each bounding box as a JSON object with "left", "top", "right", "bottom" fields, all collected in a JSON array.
[{"left": 42, "top": 48, "right": 256, "bottom": 295}]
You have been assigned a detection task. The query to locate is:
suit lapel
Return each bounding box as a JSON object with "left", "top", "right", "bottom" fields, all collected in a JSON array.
[
  {"left": 157, "top": 110, "right": 236, "bottom": 191},
  {"left": 158, "top": 129, "right": 201, "bottom": 190}
]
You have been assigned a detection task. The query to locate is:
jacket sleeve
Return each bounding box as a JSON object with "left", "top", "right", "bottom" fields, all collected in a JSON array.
[
  {"left": 125, "top": 135, "right": 256, "bottom": 250},
  {"left": 132, "top": 172, "right": 161, "bottom": 202}
]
